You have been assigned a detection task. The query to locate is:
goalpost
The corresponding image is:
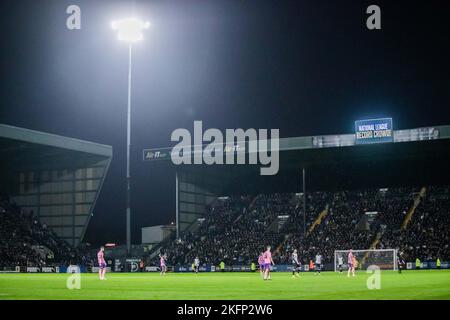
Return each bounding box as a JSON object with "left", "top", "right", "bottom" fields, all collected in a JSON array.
[{"left": 334, "top": 249, "right": 397, "bottom": 272}]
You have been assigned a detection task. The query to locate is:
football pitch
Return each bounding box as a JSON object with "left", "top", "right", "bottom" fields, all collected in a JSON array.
[{"left": 0, "top": 270, "right": 449, "bottom": 300}]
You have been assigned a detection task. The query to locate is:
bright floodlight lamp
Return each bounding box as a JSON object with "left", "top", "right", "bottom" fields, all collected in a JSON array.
[
  {"left": 111, "top": 17, "right": 149, "bottom": 256},
  {"left": 111, "top": 18, "right": 150, "bottom": 43}
]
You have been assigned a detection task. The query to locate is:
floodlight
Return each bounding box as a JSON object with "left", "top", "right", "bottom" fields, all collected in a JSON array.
[
  {"left": 111, "top": 16, "right": 149, "bottom": 255},
  {"left": 111, "top": 17, "right": 150, "bottom": 43}
]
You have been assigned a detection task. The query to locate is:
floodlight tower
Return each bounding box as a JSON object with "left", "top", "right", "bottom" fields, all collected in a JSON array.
[{"left": 111, "top": 18, "right": 150, "bottom": 255}]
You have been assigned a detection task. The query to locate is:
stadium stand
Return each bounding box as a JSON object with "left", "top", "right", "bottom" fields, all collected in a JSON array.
[
  {"left": 160, "top": 186, "right": 450, "bottom": 267},
  {"left": 0, "top": 124, "right": 112, "bottom": 270},
  {"left": 378, "top": 185, "right": 450, "bottom": 261},
  {"left": 0, "top": 194, "right": 79, "bottom": 267},
  {"left": 1, "top": 185, "right": 449, "bottom": 269}
]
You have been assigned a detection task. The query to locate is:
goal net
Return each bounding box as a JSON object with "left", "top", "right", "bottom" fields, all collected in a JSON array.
[{"left": 334, "top": 249, "right": 397, "bottom": 271}]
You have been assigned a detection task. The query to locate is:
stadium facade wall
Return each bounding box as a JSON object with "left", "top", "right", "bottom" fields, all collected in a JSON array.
[
  {"left": 13, "top": 163, "right": 110, "bottom": 246},
  {"left": 177, "top": 169, "right": 226, "bottom": 234}
]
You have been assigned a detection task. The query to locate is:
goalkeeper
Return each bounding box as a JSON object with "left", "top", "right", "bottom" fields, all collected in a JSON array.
[{"left": 397, "top": 251, "right": 405, "bottom": 274}]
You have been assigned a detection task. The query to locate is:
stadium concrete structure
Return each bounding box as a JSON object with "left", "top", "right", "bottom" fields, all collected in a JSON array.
[
  {"left": 0, "top": 124, "right": 112, "bottom": 246},
  {"left": 144, "top": 124, "right": 450, "bottom": 239},
  {"left": 2, "top": 123, "right": 448, "bottom": 251}
]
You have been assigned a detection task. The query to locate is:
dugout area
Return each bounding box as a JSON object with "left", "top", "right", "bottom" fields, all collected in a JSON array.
[{"left": 0, "top": 124, "right": 112, "bottom": 246}]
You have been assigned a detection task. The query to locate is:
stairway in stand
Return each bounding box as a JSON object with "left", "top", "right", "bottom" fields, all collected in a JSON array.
[
  {"left": 307, "top": 204, "right": 329, "bottom": 236},
  {"left": 401, "top": 187, "right": 426, "bottom": 230}
]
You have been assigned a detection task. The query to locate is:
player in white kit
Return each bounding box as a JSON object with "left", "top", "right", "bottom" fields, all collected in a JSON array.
[
  {"left": 291, "top": 249, "right": 301, "bottom": 278},
  {"left": 338, "top": 255, "right": 344, "bottom": 274},
  {"left": 314, "top": 253, "right": 322, "bottom": 275},
  {"left": 194, "top": 257, "right": 200, "bottom": 274}
]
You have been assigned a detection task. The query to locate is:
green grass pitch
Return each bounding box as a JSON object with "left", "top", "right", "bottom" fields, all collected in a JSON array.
[{"left": 0, "top": 270, "right": 449, "bottom": 300}]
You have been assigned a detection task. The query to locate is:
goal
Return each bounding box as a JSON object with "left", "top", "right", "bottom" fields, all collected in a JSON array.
[{"left": 334, "top": 249, "right": 397, "bottom": 271}]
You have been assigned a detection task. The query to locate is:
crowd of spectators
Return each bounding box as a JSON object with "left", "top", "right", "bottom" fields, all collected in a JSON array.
[
  {"left": 279, "top": 188, "right": 416, "bottom": 263},
  {"left": 1, "top": 184, "right": 449, "bottom": 269},
  {"left": 378, "top": 186, "right": 450, "bottom": 261},
  {"left": 161, "top": 194, "right": 286, "bottom": 265},
  {"left": 0, "top": 194, "right": 80, "bottom": 268},
  {"left": 161, "top": 185, "right": 450, "bottom": 266}
]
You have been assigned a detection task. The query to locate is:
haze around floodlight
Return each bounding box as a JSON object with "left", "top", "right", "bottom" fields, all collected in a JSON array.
[{"left": 111, "top": 17, "right": 150, "bottom": 43}]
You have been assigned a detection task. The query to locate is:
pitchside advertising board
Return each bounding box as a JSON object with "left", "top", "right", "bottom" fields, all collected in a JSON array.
[
  {"left": 25, "top": 266, "right": 59, "bottom": 273},
  {"left": 12, "top": 262, "right": 448, "bottom": 273},
  {"left": 355, "top": 118, "right": 393, "bottom": 144}
]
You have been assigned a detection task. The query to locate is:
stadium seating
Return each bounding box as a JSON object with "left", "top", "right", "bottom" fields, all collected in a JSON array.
[
  {"left": 160, "top": 186, "right": 450, "bottom": 266},
  {"left": 1, "top": 186, "right": 449, "bottom": 269},
  {"left": 0, "top": 194, "right": 79, "bottom": 268}
]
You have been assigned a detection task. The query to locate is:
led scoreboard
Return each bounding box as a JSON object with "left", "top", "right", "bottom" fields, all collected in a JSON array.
[{"left": 355, "top": 118, "right": 393, "bottom": 144}]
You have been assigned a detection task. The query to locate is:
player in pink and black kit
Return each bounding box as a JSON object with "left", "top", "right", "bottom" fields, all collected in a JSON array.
[
  {"left": 160, "top": 253, "right": 167, "bottom": 276},
  {"left": 97, "top": 246, "right": 107, "bottom": 280},
  {"left": 263, "top": 246, "right": 275, "bottom": 280},
  {"left": 258, "top": 253, "right": 265, "bottom": 278},
  {"left": 347, "top": 249, "right": 355, "bottom": 277}
]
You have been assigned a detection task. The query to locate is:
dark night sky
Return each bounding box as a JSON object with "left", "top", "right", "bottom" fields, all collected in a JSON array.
[{"left": 1, "top": 0, "right": 449, "bottom": 246}]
